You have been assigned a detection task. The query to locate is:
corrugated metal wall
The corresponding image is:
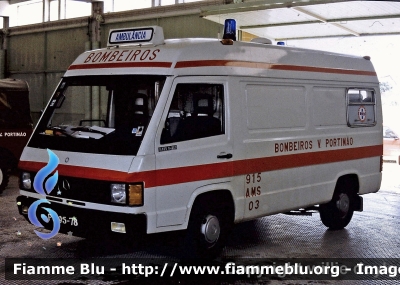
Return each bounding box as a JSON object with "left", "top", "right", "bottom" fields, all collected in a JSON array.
[
  {"left": 8, "top": 26, "right": 89, "bottom": 123},
  {"left": 5, "top": 2, "right": 224, "bottom": 125}
]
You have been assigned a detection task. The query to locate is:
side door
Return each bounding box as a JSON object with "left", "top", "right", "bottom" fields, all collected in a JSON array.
[{"left": 154, "top": 77, "right": 233, "bottom": 228}]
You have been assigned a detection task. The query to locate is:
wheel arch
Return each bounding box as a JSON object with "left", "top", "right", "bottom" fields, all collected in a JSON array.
[
  {"left": 335, "top": 173, "right": 360, "bottom": 196},
  {"left": 335, "top": 173, "right": 363, "bottom": 212},
  {"left": 319, "top": 172, "right": 362, "bottom": 230},
  {"left": 182, "top": 186, "right": 235, "bottom": 259},
  {"left": 186, "top": 185, "right": 235, "bottom": 225},
  {"left": 323, "top": 172, "right": 360, "bottom": 203},
  {"left": 0, "top": 147, "right": 17, "bottom": 170}
]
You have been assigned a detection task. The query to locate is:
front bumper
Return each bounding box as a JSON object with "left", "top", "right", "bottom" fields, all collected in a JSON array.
[{"left": 16, "top": 196, "right": 146, "bottom": 238}]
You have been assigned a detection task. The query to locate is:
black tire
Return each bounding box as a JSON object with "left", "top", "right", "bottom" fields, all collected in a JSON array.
[
  {"left": 182, "top": 193, "right": 233, "bottom": 259},
  {"left": 0, "top": 168, "right": 10, "bottom": 194},
  {"left": 319, "top": 178, "right": 357, "bottom": 230}
]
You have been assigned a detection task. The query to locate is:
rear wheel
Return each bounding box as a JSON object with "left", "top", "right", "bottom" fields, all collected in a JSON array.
[
  {"left": 182, "top": 193, "right": 233, "bottom": 259},
  {"left": 319, "top": 178, "right": 356, "bottom": 230},
  {"left": 0, "top": 168, "right": 9, "bottom": 194}
]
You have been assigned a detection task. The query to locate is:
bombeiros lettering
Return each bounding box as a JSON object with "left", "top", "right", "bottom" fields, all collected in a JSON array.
[
  {"left": 84, "top": 49, "right": 160, "bottom": 63},
  {"left": 274, "top": 137, "right": 354, "bottom": 153},
  {"left": 275, "top": 140, "right": 313, "bottom": 153}
]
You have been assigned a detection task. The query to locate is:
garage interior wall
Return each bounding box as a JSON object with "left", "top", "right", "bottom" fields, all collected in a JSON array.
[{"left": 3, "top": 2, "right": 223, "bottom": 125}]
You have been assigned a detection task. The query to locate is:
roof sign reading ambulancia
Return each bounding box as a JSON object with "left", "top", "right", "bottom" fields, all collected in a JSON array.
[{"left": 108, "top": 26, "right": 165, "bottom": 47}]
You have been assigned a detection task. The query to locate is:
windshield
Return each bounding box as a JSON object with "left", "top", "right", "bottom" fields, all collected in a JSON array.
[{"left": 29, "top": 75, "right": 166, "bottom": 155}]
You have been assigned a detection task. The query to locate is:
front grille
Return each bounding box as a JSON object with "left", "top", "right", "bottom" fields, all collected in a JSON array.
[
  {"left": 25, "top": 173, "right": 115, "bottom": 205},
  {"left": 51, "top": 176, "right": 111, "bottom": 204}
]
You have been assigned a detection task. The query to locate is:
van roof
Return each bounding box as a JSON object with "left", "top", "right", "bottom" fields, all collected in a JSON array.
[
  {"left": 65, "top": 38, "right": 378, "bottom": 83},
  {"left": 0, "top": 78, "right": 29, "bottom": 92}
]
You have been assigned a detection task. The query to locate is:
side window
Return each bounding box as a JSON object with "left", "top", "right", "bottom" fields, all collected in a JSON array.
[
  {"left": 347, "top": 88, "right": 376, "bottom": 127},
  {"left": 161, "top": 83, "right": 224, "bottom": 144}
]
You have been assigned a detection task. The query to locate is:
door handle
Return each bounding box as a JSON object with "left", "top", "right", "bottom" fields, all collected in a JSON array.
[{"left": 217, "top": 153, "right": 233, "bottom": 159}]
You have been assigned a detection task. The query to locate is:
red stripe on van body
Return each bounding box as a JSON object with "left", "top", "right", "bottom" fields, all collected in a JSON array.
[
  {"left": 68, "top": 61, "right": 173, "bottom": 70},
  {"left": 19, "top": 145, "right": 382, "bottom": 188},
  {"left": 18, "top": 161, "right": 148, "bottom": 182},
  {"left": 174, "top": 60, "right": 377, "bottom": 76},
  {"left": 67, "top": 60, "right": 376, "bottom": 77},
  {"left": 242, "top": 144, "right": 382, "bottom": 174}
]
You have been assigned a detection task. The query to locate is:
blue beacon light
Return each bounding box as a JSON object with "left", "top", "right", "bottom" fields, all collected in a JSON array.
[{"left": 222, "top": 19, "right": 236, "bottom": 43}]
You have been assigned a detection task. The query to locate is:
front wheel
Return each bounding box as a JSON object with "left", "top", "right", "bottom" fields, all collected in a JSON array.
[
  {"left": 0, "top": 168, "right": 10, "bottom": 194},
  {"left": 319, "top": 179, "right": 356, "bottom": 230},
  {"left": 182, "top": 194, "right": 233, "bottom": 259}
]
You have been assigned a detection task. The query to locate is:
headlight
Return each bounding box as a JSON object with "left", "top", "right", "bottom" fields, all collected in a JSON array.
[
  {"left": 21, "top": 172, "right": 31, "bottom": 190},
  {"left": 110, "top": 183, "right": 143, "bottom": 206},
  {"left": 110, "top": 184, "right": 126, "bottom": 204}
]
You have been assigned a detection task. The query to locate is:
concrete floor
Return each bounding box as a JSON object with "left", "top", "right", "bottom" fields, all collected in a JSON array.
[{"left": 1, "top": 163, "right": 400, "bottom": 285}]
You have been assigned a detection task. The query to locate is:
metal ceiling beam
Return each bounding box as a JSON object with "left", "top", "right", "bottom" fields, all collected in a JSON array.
[
  {"left": 275, "top": 31, "right": 400, "bottom": 41},
  {"left": 241, "top": 21, "right": 319, "bottom": 29},
  {"left": 291, "top": 6, "right": 359, "bottom": 36},
  {"left": 200, "top": 0, "right": 352, "bottom": 17},
  {"left": 9, "top": 0, "right": 29, "bottom": 4},
  {"left": 240, "top": 14, "right": 400, "bottom": 29},
  {"left": 10, "top": 0, "right": 92, "bottom": 3}
]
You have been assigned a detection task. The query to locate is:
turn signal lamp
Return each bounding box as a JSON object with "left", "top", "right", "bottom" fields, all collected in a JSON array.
[
  {"left": 221, "top": 19, "right": 236, "bottom": 45},
  {"left": 129, "top": 184, "right": 143, "bottom": 206}
]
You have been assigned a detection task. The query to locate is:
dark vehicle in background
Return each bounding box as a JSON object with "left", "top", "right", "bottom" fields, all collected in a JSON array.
[
  {"left": 383, "top": 126, "right": 400, "bottom": 165},
  {"left": 0, "top": 78, "right": 33, "bottom": 193}
]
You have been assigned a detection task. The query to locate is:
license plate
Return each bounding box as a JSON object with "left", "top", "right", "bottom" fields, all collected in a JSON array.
[{"left": 48, "top": 214, "right": 79, "bottom": 226}]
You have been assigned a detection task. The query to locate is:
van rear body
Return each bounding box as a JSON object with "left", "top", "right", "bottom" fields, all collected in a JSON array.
[{"left": 0, "top": 78, "right": 33, "bottom": 193}]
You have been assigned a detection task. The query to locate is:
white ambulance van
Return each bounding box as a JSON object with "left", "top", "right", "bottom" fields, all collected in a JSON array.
[{"left": 17, "top": 23, "right": 382, "bottom": 258}]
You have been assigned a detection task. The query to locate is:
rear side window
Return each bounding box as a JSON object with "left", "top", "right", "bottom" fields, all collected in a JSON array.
[{"left": 347, "top": 88, "right": 376, "bottom": 127}]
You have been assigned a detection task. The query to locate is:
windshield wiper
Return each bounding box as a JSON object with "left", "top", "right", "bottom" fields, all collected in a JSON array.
[
  {"left": 48, "top": 126, "right": 75, "bottom": 137},
  {"left": 46, "top": 125, "right": 115, "bottom": 139},
  {"left": 71, "top": 126, "right": 108, "bottom": 136}
]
